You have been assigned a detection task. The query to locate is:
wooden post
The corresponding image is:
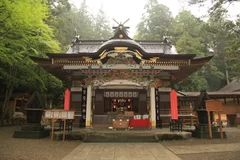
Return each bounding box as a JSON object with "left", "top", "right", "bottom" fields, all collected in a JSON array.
[
  {"left": 207, "top": 111, "right": 212, "bottom": 139},
  {"left": 63, "top": 119, "right": 66, "bottom": 142},
  {"left": 51, "top": 119, "right": 54, "bottom": 141},
  {"left": 218, "top": 112, "right": 223, "bottom": 139}
]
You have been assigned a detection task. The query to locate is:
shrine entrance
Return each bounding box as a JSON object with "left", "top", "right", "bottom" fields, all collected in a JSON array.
[
  {"left": 92, "top": 88, "right": 148, "bottom": 127},
  {"left": 94, "top": 89, "right": 148, "bottom": 115}
]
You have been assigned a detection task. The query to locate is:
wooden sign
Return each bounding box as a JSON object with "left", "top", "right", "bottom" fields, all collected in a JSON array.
[
  {"left": 45, "top": 110, "right": 75, "bottom": 142},
  {"left": 206, "top": 100, "right": 223, "bottom": 112},
  {"left": 44, "top": 110, "right": 75, "bottom": 119}
]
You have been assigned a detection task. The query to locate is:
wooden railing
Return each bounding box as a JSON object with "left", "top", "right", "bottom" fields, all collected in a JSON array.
[
  {"left": 159, "top": 109, "right": 198, "bottom": 126},
  {"left": 159, "top": 109, "right": 194, "bottom": 117}
]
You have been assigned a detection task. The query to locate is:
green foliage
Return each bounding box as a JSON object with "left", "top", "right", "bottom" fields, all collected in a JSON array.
[
  {"left": 175, "top": 72, "right": 209, "bottom": 91},
  {"left": 134, "top": 0, "right": 173, "bottom": 40},
  {"left": 0, "top": 0, "right": 61, "bottom": 124},
  {"left": 188, "top": 0, "right": 240, "bottom": 16},
  {"left": 175, "top": 2, "right": 240, "bottom": 91},
  {"left": 92, "top": 8, "right": 112, "bottom": 40},
  {"left": 172, "top": 11, "right": 208, "bottom": 57},
  {"left": 0, "top": 0, "right": 60, "bottom": 90},
  {"left": 46, "top": 0, "right": 112, "bottom": 52}
]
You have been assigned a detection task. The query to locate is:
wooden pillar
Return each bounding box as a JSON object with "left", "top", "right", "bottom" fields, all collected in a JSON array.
[
  {"left": 150, "top": 87, "right": 156, "bottom": 128},
  {"left": 218, "top": 112, "right": 223, "bottom": 139},
  {"left": 207, "top": 111, "right": 212, "bottom": 139},
  {"left": 85, "top": 85, "right": 92, "bottom": 128},
  {"left": 51, "top": 119, "right": 54, "bottom": 141},
  {"left": 63, "top": 119, "right": 66, "bottom": 142}
]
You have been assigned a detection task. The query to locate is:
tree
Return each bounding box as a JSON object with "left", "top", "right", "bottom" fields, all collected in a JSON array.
[
  {"left": 172, "top": 11, "right": 210, "bottom": 91},
  {"left": 92, "top": 7, "right": 112, "bottom": 40},
  {"left": 0, "top": 0, "right": 60, "bottom": 125},
  {"left": 134, "top": 0, "right": 173, "bottom": 40},
  {"left": 172, "top": 11, "right": 207, "bottom": 56},
  {"left": 188, "top": 0, "right": 240, "bottom": 16},
  {"left": 172, "top": 10, "right": 226, "bottom": 91},
  {"left": 46, "top": 0, "right": 112, "bottom": 52}
]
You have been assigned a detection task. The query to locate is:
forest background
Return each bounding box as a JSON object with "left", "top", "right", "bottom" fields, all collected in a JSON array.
[{"left": 0, "top": 0, "right": 239, "bottom": 125}]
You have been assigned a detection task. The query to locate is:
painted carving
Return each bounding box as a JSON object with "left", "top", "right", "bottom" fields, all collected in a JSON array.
[{"left": 106, "top": 53, "right": 137, "bottom": 64}]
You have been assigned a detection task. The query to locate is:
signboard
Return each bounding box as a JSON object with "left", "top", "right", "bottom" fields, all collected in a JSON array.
[
  {"left": 46, "top": 109, "right": 75, "bottom": 142},
  {"left": 237, "top": 113, "right": 240, "bottom": 118},
  {"left": 206, "top": 100, "right": 223, "bottom": 112},
  {"left": 44, "top": 110, "right": 75, "bottom": 119}
]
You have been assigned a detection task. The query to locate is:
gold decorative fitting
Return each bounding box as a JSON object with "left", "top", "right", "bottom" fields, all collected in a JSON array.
[
  {"left": 114, "top": 47, "right": 128, "bottom": 53},
  {"left": 119, "top": 26, "right": 123, "bottom": 30},
  {"left": 135, "top": 50, "right": 143, "bottom": 59},
  {"left": 83, "top": 57, "right": 93, "bottom": 62},
  {"left": 119, "top": 34, "right": 123, "bottom": 38}
]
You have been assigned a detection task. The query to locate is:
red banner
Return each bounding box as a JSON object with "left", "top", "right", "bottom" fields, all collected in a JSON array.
[
  {"left": 64, "top": 89, "right": 70, "bottom": 111},
  {"left": 170, "top": 89, "right": 178, "bottom": 120}
]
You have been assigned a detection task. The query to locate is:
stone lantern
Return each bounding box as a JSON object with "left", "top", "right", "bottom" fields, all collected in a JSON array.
[{"left": 13, "top": 91, "right": 49, "bottom": 138}]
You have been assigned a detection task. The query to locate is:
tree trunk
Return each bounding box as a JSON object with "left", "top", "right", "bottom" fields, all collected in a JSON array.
[{"left": 0, "top": 86, "right": 14, "bottom": 126}]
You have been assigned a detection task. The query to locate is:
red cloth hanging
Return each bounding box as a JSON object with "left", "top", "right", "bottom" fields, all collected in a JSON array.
[
  {"left": 170, "top": 89, "right": 178, "bottom": 120},
  {"left": 64, "top": 89, "right": 70, "bottom": 111}
]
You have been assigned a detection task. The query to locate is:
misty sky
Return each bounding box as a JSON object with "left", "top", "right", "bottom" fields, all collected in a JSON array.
[{"left": 69, "top": 0, "right": 240, "bottom": 37}]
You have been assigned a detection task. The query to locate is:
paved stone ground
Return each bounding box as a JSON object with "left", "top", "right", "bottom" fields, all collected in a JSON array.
[
  {"left": 167, "top": 143, "right": 240, "bottom": 154},
  {"left": 62, "top": 143, "right": 181, "bottom": 160},
  {"left": 1, "top": 126, "right": 240, "bottom": 160},
  {"left": 162, "top": 127, "right": 240, "bottom": 160},
  {"left": 62, "top": 127, "right": 240, "bottom": 160}
]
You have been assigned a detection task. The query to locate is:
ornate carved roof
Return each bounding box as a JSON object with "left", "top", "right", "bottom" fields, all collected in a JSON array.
[{"left": 30, "top": 24, "right": 213, "bottom": 87}]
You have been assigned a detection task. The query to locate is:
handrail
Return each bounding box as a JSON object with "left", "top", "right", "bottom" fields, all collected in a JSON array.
[{"left": 159, "top": 109, "right": 194, "bottom": 116}]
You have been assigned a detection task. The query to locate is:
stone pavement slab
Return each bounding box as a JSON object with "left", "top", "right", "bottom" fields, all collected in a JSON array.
[
  {"left": 62, "top": 143, "right": 181, "bottom": 160},
  {"left": 167, "top": 143, "right": 240, "bottom": 154}
]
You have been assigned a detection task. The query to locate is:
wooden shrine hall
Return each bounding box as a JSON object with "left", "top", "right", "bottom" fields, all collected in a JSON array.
[{"left": 31, "top": 24, "right": 213, "bottom": 129}]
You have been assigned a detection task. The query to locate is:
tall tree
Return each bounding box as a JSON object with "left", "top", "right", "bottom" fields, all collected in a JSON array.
[
  {"left": 189, "top": 0, "right": 240, "bottom": 16},
  {"left": 188, "top": 0, "right": 240, "bottom": 82},
  {"left": 0, "top": 0, "right": 60, "bottom": 125},
  {"left": 171, "top": 10, "right": 226, "bottom": 91},
  {"left": 172, "top": 10, "right": 207, "bottom": 57},
  {"left": 134, "top": 0, "right": 173, "bottom": 40},
  {"left": 92, "top": 7, "right": 112, "bottom": 40},
  {"left": 172, "top": 11, "right": 213, "bottom": 91}
]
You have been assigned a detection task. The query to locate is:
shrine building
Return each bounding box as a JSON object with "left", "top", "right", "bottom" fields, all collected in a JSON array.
[{"left": 31, "top": 24, "right": 213, "bottom": 128}]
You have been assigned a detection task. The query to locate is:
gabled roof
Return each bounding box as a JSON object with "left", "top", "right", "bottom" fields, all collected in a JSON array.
[
  {"left": 178, "top": 91, "right": 240, "bottom": 98},
  {"left": 25, "top": 91, "right": 46, "bottom": 110},
  {"left": 65, "top": 24, "right": 177, "bottom": 56},
  {"left": 30, "top": 24, "right": 213, "bottom": 86},
  {"left": 218, "top": 78, "right": 240, "bottom": 92}
]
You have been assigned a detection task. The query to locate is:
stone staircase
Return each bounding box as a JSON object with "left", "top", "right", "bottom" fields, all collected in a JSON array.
[{"left": 92, "top": 115, "right": 111, "bottom": 128}]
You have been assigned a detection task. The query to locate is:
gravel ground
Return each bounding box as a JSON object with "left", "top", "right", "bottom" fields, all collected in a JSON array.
[
  {"left": 0, "top": 126, "right": 239, "bottom": 160},
  {"left": 0, "top": 126, "right": 80, "bottom": 160}
]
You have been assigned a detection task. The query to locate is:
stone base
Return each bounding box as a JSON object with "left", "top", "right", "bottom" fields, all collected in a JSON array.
[
  {"left": 21, "top": 124, "right": 44, "bottom": 131},
  {"left": 192, "top": 124, "right": 227, "bottom": 139},
  {"left": 13, "top": 130, "right": 50, "bottom": 139},
  {"left": 13, "top": 123, "right": 49, "bottom": 139}
]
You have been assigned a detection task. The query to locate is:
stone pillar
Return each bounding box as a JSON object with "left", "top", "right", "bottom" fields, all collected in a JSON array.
[
  {"left": 150, "top": 87, "right": 156, "bottom": 128},
  {"left": 86, "top": 85, "right": 92, "bottom": 128}
]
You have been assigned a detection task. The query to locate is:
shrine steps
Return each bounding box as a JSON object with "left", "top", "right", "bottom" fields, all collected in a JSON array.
[{"left": 53, "top": 128, "right": 192, "bottom": 142}]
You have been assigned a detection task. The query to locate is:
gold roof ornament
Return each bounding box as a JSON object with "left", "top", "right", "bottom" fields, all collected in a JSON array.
[{"left": 119, "top": 34, "right": 123, "bottom": 38}]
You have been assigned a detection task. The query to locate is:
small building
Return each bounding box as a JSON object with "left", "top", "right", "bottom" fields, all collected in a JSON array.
[
  {"left": 31, "top": 24, "right": 213, "bottom": 128},
  {"left": 178, "top": 90, "right": 240, "bottom": 127}
]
